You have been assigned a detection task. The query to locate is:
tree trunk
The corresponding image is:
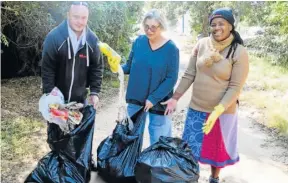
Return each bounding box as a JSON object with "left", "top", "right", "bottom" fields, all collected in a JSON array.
[{"left": 202, "top": 12, "right": 209, "bottom": 37}]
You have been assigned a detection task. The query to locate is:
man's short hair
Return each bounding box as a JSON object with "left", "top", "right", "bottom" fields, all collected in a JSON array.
[{"left": 71, "top": 1, "right": 89, "bottom": 8}]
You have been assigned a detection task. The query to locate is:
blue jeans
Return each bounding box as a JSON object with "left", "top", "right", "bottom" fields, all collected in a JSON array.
[{"left": 127, "top": 103, "right": 172, "bottom": 145}]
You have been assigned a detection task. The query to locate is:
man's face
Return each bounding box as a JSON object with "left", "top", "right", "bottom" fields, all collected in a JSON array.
[{"left": 68, "top": 5, "right": 89, "bottom": 33}]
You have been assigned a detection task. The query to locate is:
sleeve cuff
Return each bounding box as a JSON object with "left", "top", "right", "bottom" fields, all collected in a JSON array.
[
  {"left": 147, "top": 96, "right": 157, "bottom": 106},
  {"left": 90, "top": 92, "right": 99, "bottom": 97},
  {"left": 172, "top": 91, "right": 183, "bottom": 101}
]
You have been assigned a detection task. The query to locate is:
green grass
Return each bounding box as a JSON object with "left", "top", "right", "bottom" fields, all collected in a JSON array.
[
  {"left": 110, "top": 79, "right": 120, "bottom": 88},
  {"left": 240, "top": 54, "right": 288, "bottom": 134},
  {"left": 247, "top": 55, "right": 288, "bottom": 91},
  {"left": 1, "top": 116, "right": 45, "bottom": 159},
  {"left": 0, "top": 114, "right": 47, "bottom": 177},
  {"left": 1, "top": 75, "right": 123, "bottom": 182},
  {"left": 103, "top": 75, "right": 120, "bottom": 88},
  {"left": 1, "top": 77, "right": 47, "bottom": 174},
  {"left": 268, "top": 111, "right": 288, "bottom": 134}
]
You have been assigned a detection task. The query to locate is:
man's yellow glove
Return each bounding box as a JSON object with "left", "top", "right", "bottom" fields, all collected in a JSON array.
[
  {"left": 202, "top": 104, "right": 225, "bottom": 135},
  {"left": 98, "top": 42, "right": 121, "bottom": 73}
]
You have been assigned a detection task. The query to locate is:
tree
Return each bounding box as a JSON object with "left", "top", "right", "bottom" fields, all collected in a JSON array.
[
  {"left": 1, "top": 1, "right": 61, "bottom": 77},
  {"left": 266, "top": 1, "right": 288, "bottom": 35},
  {"left": 188, "top": 1, "right": 216, "bottom": 37},
  {"left": 243, "top": 1, "right": 288, "bottom": 67},
  {"left": 88, "top": 1, "right": 143, "bottom": 57},
  {"left": 145, "top": 1, "right": 189, "bottom": 27},
  {"left": 145, "top": 1, "right": 287, "bottom": 67},
  {"left": 1, "top": 1, "right": 143, "bottom": 78}
]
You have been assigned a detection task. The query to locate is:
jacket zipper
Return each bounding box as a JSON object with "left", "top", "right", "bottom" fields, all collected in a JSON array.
[
  {"left": 68, "top": 56, "right": 76, "bottom": 102},
  {"left": 67, "top": 37, "right": 88, "bottom": 103}
]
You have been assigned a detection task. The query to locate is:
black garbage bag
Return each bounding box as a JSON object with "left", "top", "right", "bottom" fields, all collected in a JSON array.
[
  {"left": 135, "top": 136, "right": 200, "bottom": 183},
  {"left": 25, "top": 105, "right": 96, "bottom": 183},
  {"left": 97, "top": 121, "right": 139, "bottom": 161},
  {"left": 97, "top": 109, "right": 147, "bottom": 183}
]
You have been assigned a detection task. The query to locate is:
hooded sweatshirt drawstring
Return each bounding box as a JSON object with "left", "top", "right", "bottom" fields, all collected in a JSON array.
[
  {"left": 67, "top": 37, "right": 89, "bottom": 67},
  {"left": 67, "top": 37, "right": 71, "bottom": 60},
  {"left": 86, "top": 43, "right": 89, "bottom": 67}
]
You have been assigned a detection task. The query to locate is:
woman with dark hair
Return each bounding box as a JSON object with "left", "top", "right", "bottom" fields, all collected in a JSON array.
[{"left": 163, "top": 8, "right": 249, "bottom": 183}]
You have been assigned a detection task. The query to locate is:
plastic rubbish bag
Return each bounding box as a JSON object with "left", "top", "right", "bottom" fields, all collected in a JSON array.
[
  {"left": 39, "top": 87, "right": 64, "bottom": 119},
  {"left": 39, "top": 87, "right": 84, "bottom": 133},
  {"left": 25, "top": 106, "right": 96, "bottom": 183},
  {"left": 135, "top": 136, "right": 200, "bottom": 183},
  {"left": 39, "top": 87, "right": 68, "bottom": 131},
  {"left": 96, "top": 109, "right": 147, "bottom": 183}
]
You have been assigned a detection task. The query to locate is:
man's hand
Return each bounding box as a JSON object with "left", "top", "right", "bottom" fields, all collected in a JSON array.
[
  {"left": 161, "top": 98, "right": 177, "bottom": 115},
  {"left": 144, "top": 100, "right": 153, "bottom": 112},
  {"left": 89, "top": 95, "right": 99, "bottom": 110},
  {"left": 202, "top": 104, "right": 225, "bottom": 135}
]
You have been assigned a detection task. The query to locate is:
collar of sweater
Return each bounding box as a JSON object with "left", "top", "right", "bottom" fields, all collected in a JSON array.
[
  {"left": 210, "top": 33, "right": 234, "bottom": 52},
  {"left": 202, "top": 34, "right": 234, "bottom": 67}
]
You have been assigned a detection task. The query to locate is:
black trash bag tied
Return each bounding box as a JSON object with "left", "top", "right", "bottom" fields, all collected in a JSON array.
[
  {"left": 135, "top": 136, "right": 200, "bottom": 183},
  {"left": 97, "top": 118, "right": 139, "bottom": 160},
  {"left": 97, "top": 109, "right": 147, "bottom": 183},
  {"left": 25, "top": 106, "right": 96, "bottom": 183}
]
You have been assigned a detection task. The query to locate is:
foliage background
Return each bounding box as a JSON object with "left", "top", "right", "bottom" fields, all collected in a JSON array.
[
  {"left": 146, "top": 1, "right": 288, "bottom": 67},
  {"left": 1, "top": 1, "right": 144, "bottom": 78}
]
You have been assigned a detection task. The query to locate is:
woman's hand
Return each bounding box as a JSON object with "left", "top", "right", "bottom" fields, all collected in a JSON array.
[
  {"left": 144, "top": 100, "right": 153, "bottom": 112},
  {"left": 161, "top": 98, "right": 177, "bottom": 115}
]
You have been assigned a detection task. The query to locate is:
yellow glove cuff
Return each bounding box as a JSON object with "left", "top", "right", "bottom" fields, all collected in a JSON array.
[
  {"left": 108, "top": 57, "right": 120, "bottom": 73},
  {"left": 98, "top": 42, "right": 121, "bottom": 73}
]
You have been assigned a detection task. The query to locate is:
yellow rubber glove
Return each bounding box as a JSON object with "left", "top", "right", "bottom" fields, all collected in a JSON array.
[
  {"left": 98, "top": 42, "right": 121, "bottom": 73},
  {"left": 202, "top": 104, "right": 225, "bottom": 135},
  {"left": 107, "top": 57, "right": 120, "bottom": 73}
]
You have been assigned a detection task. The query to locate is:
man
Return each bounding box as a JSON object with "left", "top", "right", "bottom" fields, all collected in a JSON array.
[{"left": 42, "top": 2, "right": 103, "bottom": 108}]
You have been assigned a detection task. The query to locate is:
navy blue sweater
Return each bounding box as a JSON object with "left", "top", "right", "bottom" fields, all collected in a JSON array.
[{"left": 122, "top": 35, "right": 179, "bottom": 114}]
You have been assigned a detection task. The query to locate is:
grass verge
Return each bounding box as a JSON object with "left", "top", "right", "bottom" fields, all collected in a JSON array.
[
  {"left": 1, "top": 75, "right": 120, "bottom": 182},
  {"left": 240, "top": 54, "right": 288, "bottom": 134}
]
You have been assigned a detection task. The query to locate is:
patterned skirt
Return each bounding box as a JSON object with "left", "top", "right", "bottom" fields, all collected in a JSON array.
[{"left": 182, "top": 108, "right": 239, "bottom": 168}]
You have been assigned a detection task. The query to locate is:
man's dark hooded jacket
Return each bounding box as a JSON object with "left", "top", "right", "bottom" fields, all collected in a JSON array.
[{"left": 41, "top": 20, "right": 104, "bottom": 103}]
